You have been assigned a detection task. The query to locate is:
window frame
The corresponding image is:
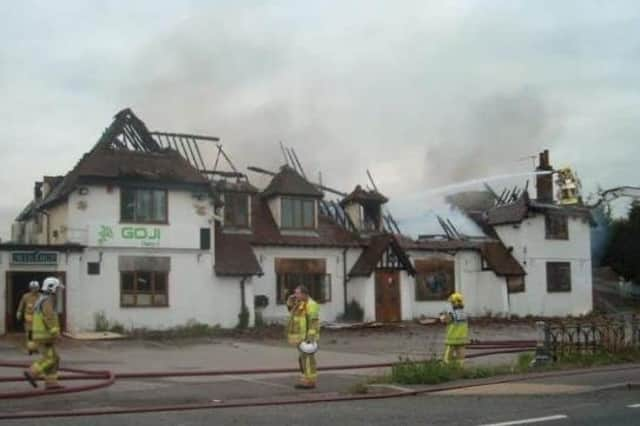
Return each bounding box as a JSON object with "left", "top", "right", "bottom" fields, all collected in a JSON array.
[
  {"left": 546, "top": 262, "right": 572, "bottom": 293},
  {"left": 120, "top": 270, "right": 169, "bottom": 307},
  {"left": 414, "top": 271, "right": 455, "bottom": 302},
  {"left": 87, "top": 262, "right": 101, "bottom": 275},
  {"left": 545, "top": 213, "right": 569, "bottom": 240},
  {"left": 276, "top": 273, "right": 331, "bottom": 304},
  {"left": 281, "top": 197, "right": 316, "bottom": 230},
  {"left": 120, "top": 187, "right": 169, "bottom": 225},
  {"left": 200, "top": 228, "right": 211, "bottom": 250},
  {"left": 223, "top": 192, "right": 250, "bottom": 228}
]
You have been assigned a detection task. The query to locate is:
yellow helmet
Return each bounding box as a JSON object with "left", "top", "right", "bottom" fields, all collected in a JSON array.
[{"left": 448, "top": 292, "right": 464, "bottom": 307}]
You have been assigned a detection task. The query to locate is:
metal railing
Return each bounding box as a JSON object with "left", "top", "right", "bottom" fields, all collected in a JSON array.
[{"left": 533, "top": 315, "right": 640, "bottom": 364}]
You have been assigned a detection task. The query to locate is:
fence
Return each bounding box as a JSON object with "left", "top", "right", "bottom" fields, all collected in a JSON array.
[{"left": 534, "top": 315, "right": 640, "bottom": 363}]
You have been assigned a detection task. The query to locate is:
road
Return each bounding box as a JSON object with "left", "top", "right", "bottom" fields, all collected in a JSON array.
[
  {"left": 2, "top": 387, "right": 640, "bottom": 426},
  {"left": 3, "top": 368, "right": 640, "bottom": 425}
]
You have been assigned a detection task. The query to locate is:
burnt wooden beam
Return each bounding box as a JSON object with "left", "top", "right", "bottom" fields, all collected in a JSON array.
[
  {"left": 200, "top": 170, "right": 246, "bottom": 178},
  {"left": 150, "top": 131, "right": 220, "bottom": 142},
  {"left": 291, "top": 148, "right": 307, "bottom": 179},
  {"left": 191, "top": 137, "right": 208, "bottom": 171},
  {"left": 218, "top": 145, "right": 239, "bottom": 173}
]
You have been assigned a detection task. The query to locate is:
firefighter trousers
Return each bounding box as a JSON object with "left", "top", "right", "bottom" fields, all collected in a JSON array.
[
  {"left": 443, "top": 344, "right": 466, "bottom": 366},
  {"left": 298, "top": 350, "right": 317, "bottom": 384},
  {"left": 30, "top": 342, "right": 60, "bottom": 385},
  {"left": 24, "top": 327, "right": 38, "bottom": 354}
]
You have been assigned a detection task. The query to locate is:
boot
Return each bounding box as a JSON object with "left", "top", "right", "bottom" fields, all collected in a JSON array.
[
  {"left": 45, "top": 383, "right": 65, "bottom": 391},
  {"left": 23, "top": 370, "right": 38, "bottom": 388},
  {"left": 294, "top": 380, "right": 316, "bottom": 389}
]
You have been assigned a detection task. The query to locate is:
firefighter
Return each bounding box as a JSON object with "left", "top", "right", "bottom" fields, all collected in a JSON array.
[
  {"left": 286, "top": 285, "right": 320, "bottom": 389},
  {"left": 16, "top": 281, "right": 40, "bottom": 355},
  {"left": 23, "top": 277, "right": 64, "bottom": 390},
  {"left": 440, "top": 292, "right": 469, "bottom": 366}
]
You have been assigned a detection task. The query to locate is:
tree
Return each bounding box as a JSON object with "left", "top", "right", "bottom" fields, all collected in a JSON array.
[{"left": 604, "top": 202, "right": 640, "bottom": 282}]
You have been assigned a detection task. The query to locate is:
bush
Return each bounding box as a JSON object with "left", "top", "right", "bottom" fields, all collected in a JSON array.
[
  {"left": 340, "top": 299, "right": 364, "bottom": 322},
  {"left": 94, "top": 311, "right": 109, "bottom": 332},
  {"left": 391, "top": 355, "right": 533, "bottom": 385},
  {"left": 130, "top": 319, "right": 220, "bottom": 340},
  {"left": 392, "top": 357, "right": 461, "bottom": 385},
  {"left": 237, "top": 306, "right": 250, "bottom": 329}
]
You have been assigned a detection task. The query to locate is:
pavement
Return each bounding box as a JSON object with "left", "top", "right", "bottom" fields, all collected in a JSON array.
[{"left": 11, "top": 321, "right": 640, "bottom": 425}]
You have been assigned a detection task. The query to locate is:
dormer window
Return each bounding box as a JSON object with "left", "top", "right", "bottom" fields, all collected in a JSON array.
[
  {"left": 341, "top": 185, "right": 388, "bottom": 234},
  {"left": 281, "top": 197, "right": 315, "bottom": 229},
  {"left": 224, "top": 192, "right": 250, "bottom": 228}
]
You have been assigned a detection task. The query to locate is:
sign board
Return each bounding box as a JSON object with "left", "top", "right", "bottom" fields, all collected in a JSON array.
[
  {"left": 96, "top": 225, "right": 161, "bottom": 248},
  {"left": 88, "top": 223, "right": 202, "bottom": 249},
  {"left": 11, "top": 251, "right": 59, "bottom": 265}
]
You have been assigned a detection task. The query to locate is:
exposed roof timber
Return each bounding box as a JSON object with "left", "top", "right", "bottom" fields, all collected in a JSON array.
[
  {"left": 366, "top": 169, "right": 380, "bottom": 193},
  {"left": 367, "top": 169, "right": 401, "bottom": 234},
  {"left": 279, "top": 141, "right": 290, "bottom": 167},
  {"left": 291, "top": 149, "right": 307, "bottom": 179},
  {"left": 200, "top": 170, "right": 247, "bottom": 178},
  {"left": 217, "top": 145, "right": 239, "bottom": 173},
  {"left": 149, "top": 131, "right": 220, "bottom": 142},
  {"left": 484, "top": 183, "right": 500, "bottom": 201}
]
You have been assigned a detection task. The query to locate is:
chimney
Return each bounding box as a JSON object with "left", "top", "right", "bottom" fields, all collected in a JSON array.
[
  {"left": 34, "top": 182, "right": 43, "bottom": 202},
  {"left": 535, "top": 149, "right": 553, "bottom": 203}
]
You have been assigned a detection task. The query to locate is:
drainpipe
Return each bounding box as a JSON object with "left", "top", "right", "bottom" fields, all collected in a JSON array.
[
  {"left": 240, "top": 276, "right": 248, "bottom": 311},
  {"left": 342, "top": 248, "right": 349, "bottom": 315}
]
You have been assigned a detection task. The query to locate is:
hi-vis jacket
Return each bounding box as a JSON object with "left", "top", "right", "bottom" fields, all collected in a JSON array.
[
  {"left": 17, "top": 292, "right": 40, "bottom": 325},
  {"left": 445, "top": 308, "right": 469, "bottom": 346},
  {"left": 32, "top": 295, "right": 60, "bottom": 343},
  {"left": 287, "top": 298, "right": 320, "bottom": 346}
]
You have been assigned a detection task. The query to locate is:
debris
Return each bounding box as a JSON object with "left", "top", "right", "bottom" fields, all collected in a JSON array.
[
  {"left": 63, "top": 331, "right": 126, "bottom": 341},
  {"left": 417, "top": 317, "right": 440, "bottom": 326}
]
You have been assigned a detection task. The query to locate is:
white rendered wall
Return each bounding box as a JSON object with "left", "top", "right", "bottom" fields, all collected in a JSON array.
[{"left": 495, "top": 214, "right": 593, "bottom": 316}]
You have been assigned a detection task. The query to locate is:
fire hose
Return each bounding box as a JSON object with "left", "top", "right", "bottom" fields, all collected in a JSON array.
[{"left": 2, "top": 340, "right": 607, "bottom": 420}]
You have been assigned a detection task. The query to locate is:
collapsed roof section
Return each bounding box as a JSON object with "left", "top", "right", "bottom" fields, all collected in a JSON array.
[
  {"left": 340, "top": 185, "right": 388, "bottom": 207},
  {"left": 38, "top": 109, "right": 212, "bottom": 210}
]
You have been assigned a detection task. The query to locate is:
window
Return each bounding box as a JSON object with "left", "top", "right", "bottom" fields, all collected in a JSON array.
[
  {"left": 546, "top": 262, "right": 571, "bottom": 292},
  {"left": 121, "top": 188, "right": 167, "bottom": 224},
  {"left": 120, "top": 271, "right": 169, "bottom": 307},
  {"left": 545, "top": 213, "right": 568, "bottom": 240},
  {"left": 224, "top": 193, "right": 249, "bottom": 228},
  {"left": 200, "top": 228, "right": 211, "bottom": 250},
  {"left": 281, "top": 198, "right": 315, "bottom": 229},
  {"left": 87, "top": 262, "right": 100, "bottom": 275},
  {"left": 414, "top": 258, "right": 455, "bottom": 301},
  {"left": 507, "top": 276, "right": 525, "bottom": 293},
  {"left": 276, "top": 273, "right": 331, "bottom": 304}
]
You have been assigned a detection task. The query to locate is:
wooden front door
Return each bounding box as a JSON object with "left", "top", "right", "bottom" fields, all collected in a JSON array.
[{"left": 375, "top": 270, "right": 401, "bottom": 322}]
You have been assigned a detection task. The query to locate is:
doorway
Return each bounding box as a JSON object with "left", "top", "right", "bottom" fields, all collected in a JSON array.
[
  {"left": 375, "top": 270, "right": 401, "bottom": 322},
  {"left": 5, "top": 271, "right": 66, "bottom": 333}
]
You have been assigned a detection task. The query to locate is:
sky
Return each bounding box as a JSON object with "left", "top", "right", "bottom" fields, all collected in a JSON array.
[{"left": 1, "top": 0, "right": 639, "bottom": 240}]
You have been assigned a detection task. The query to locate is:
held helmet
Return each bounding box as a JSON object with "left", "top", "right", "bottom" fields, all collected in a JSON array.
[
  {"left": 448, "top": 292, "right": 464, "bottom": 308},
  {"left": 41, "top": 277, "right": 64, "bottom": 294},
  {"left": 29, "top": 281, "right": 40, "bottom": 291},
  {"left": 298, "top": 341, "right": 318, "bottom": 355}
]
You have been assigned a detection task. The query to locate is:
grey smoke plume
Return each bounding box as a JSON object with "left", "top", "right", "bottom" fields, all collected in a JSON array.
[{"left": 423, "top": 90, "right": 564, "bottom": 188}]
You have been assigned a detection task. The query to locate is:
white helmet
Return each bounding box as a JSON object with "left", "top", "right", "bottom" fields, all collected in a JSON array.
[
  {"left": 41, "top": 277, "right": 64, "bottom": 294},
  {"left": 29, "top": 281, "right": 40, "bottom": 291},
  {"left": 298, "top": 341, "right": 318, "bottom": 355}
]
